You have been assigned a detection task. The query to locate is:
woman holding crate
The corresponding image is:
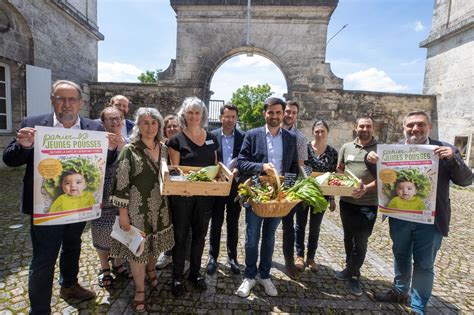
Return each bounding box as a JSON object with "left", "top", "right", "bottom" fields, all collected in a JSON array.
[{"left": 167, "top": 97, "right": 219, "bottom": 297}]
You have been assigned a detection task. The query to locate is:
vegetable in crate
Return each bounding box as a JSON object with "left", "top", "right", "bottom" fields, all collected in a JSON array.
[{"left": 186, "top": 165, "right": 220, "bottom": 182}]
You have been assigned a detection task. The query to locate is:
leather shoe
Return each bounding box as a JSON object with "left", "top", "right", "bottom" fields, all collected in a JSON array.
[
  {"left": 374, "top": 289, "right": 410, "bottom": 305},
  {"left": 285, "top": 260, "right": 298, "bottom": 278},
  {"left": 189, "top": 276, "right": 207, "bottom": 291},
  {"left": 207, "top": 256, "right": 217, "bottom": 275},
  {"left": 171, "top": 280, "right": 185, "bottom": 297},
  {"left": 60, "top": 283, "right": 96, "bottom": 301},
  {"left": 228, "top": 258, "right": 241, "bottom": 275}
]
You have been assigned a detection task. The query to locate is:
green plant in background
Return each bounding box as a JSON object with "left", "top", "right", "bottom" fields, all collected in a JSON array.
[
  {"left": 382, "top": 168, "right": 432, "bottom": 199},
  {"left": 43, "top": 158, "right": 101, "bottom": 200},
  {"left": 231, "top": 84, "right": 273, "bottom": 130}
]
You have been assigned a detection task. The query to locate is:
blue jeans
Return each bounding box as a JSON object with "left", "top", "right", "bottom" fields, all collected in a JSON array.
[
  {"left": 29, "top": 220, "right": 86, "bottom": 314},
  {"left": 244, "top": 207, "right": 281, "bottom": 280},
  {"left": 389, "top": 218, "right": 443, "bottom": 314}
]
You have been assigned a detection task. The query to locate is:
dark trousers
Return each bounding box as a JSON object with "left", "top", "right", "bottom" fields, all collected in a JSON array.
[
  {"left": 295, "top": 205, "right": 325, "bottom": 260},
  {"left": 281, "top": 204, "right": 302, "bottom": 261},
  {"left": 171, "top": 196, "right": 213, "bottom": 281},
  {"left": 339, "top": 200, "right": 377, "bottom": 278},
  {"left": 29, "top": 220, "right": 86, "bottom": 315},
  {"left": 209, "top": 182, "right": 241, "bottom": 261}
]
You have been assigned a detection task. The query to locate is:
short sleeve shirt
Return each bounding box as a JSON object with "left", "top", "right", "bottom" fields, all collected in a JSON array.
[
  {"left": 167, "top": 131, "right": 219, "bottom": 167},
  {"left": 338, "top": 137, "right": 378, "bottom": 206}
]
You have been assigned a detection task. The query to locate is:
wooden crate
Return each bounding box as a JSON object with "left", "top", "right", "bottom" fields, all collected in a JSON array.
[
  {"left": 311, "top": 172, "right": 359, "bottom": 197},
  {"left": 160, "top": 160, "right": 233, "bottom": 196}
]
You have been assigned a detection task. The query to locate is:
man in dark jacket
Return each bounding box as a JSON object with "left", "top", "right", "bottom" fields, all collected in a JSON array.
[
  {"left": 207, "top": 103, "right": 245, "bottom": 275},
  {"left": 368, "top": 111, "right": 472, "bottom": 314},
  {"left": 3, "top": 80, "right": 117, "bottom": 314},
  {"left": 110, "top": 94, "right": 134, "bottom": 136},
  {"left": 236, "top": 97, "right": 298, "bottom": 298}
]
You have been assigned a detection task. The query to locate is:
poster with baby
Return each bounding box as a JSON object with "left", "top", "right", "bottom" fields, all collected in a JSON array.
[
  {"left": 33, "top": 126, "right": 108, "bottom": 225},
  {"left": 376, "top": 144, "right": 439, "bottom": 224}
]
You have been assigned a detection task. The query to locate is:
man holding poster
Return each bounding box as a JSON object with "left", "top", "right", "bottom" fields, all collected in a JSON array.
[
  {"left": 368, "top": 111, "right": 472, "bottom": 314},
  {"left": 2, "top": 80, "right": 117, "bottom": 314}
]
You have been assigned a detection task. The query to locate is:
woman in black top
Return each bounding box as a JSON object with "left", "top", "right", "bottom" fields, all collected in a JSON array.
[
  {"left": 167, "top": 97, "right": 218, "bottom": 297},
  {"left": 295, "top": 120, "right": 338, "bottom": 272}
]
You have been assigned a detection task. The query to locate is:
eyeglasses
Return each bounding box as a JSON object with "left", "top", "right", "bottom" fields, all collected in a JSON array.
[
  {"left": 104, "top": 117, "right": 122, "bottom": 122},
  {"left": 52, "top": 95, "right": 81, "bottom": 104}
]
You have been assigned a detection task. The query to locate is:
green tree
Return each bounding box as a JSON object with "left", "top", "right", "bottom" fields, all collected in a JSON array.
[
  {"left": 137, "top": 69, "right": 162, "bottom": 83},
  {"left": 231, "top": 84, "right": 273, "bottom": 130}
]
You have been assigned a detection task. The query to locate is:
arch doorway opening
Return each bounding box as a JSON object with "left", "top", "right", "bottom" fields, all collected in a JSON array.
[{"left": 208, "top": 54, "right": 287, "bottom": 131}]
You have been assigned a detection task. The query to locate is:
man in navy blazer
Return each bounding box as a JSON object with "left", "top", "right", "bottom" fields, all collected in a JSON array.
[
  {"left": 236, "top": 97, "right": 298, "bottom": 298},
  {"left": 207, "top": 103, "right": 245, "bottom": 276},
  {"left": 368, "top": 111, "right": 472, "bottom": 314},
  {"left": 2, "top": 80, "right": 118, "bottom": 314}
]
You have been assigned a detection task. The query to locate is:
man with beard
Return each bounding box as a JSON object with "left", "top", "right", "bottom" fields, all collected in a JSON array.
[
  {"left": 236, "top": 97, "right": 298, "bottom": 298},
  {"left": 335, "top": 116, "right": 378, "bottom": 296},
  {"left": 367, "top": 111, "right": 472, "bottom": 314},
  {"left": 280, "top": 100, "right": 308, "bottom": 277}
]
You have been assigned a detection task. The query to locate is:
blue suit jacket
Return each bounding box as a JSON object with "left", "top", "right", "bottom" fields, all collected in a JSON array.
[
  {"left": 237, "top": 126, "right": 298, "bottom": 181},
  {"left": 125, "top": 119, "right": 134, "bottom": 135},
  {"left": 211, "top": 127, "right": 245, "bottom": 164},
  {"left": 2, "top": 113, "right": 113, "bottom": 215}
]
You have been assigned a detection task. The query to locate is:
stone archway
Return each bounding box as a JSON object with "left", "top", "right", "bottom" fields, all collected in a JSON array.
[{"left": 162, "top": 0, "right": 342, "bottom": 104}]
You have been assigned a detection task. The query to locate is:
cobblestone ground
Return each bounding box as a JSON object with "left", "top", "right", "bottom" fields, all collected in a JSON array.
[{"left": 0, "top": 167, "right": 472, "bottom": 314}]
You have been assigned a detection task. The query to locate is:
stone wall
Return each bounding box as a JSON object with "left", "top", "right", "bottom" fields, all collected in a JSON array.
[
  {"left": 88, "top": 82, "right": 436, "bottom": 152},
  {"left": 421, "top": 0, "right": 474, "bottom": 167}
]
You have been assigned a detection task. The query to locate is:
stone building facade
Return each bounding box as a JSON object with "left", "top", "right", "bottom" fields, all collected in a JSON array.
[
  {"left": 421, "top": 0, "right": 473, "bottom": 167},
  {"left": 0, "top": 0, "right": 103, "bottom": 159}
]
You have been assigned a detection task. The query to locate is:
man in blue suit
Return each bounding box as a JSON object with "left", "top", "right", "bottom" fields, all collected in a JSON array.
[
  {"left": 207, "top": 103, "right": 245, "bottom": 275},
  {"left": 3, "top": 80, "right": 118, "bottom": 314},
  {"left": 236, "top": 97, "right": 298, "bottom": 298}
]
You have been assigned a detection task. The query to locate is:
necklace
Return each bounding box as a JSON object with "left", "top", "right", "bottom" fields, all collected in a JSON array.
[{"left": 145, "top": 142, "right": 158, "bottom": 151}]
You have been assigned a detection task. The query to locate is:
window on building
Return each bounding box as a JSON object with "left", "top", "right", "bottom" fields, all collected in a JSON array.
[{"left": 0, "top": 63, "right": 11, "bottom": 132}]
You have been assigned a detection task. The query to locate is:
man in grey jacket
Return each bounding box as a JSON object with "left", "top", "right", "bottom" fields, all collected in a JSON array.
[{"left": 367, "top": 110, "right": 472, "bottom": 315}]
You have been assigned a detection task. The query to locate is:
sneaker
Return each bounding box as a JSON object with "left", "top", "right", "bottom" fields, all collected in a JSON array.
[
  {"left": 156, "top": 252, "right": 172, "bottom": 269},
  {"left": 349, "top": 276, "right": 363, "bottom": 296},
  {"left": 183, "top": 260, "right": 190, "bottom": 274},
  {"left": 236, "top": 278, "right": 256, "bottom": 298},
  {"left": 374, "top": 289, "right": 410, "bottom": 305},
  {"left": 335, "top": 269, "right": 349, "bottom": 281},
  {"left": 60, "top": 283, "right": 96, "bottom": 301},
  {"left": 257, "top": 278, "right": 278, "bottom": 297},
  {"left": 307, "top": 259, "right": 317, "bottom": 272},
  {"left": 295, "top": 256, "right": 305, "bottom": 272}
]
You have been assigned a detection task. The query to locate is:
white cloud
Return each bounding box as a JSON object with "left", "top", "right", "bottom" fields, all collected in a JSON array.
[
  {"left": 413, "top": 21, "right": 425, "bottom": 32},
  {"left": 345, "top": 68, "right": 407, "bottom": 92},
  {"left": 98, "top": 61, "right": 143, "bottom": 82},
  {"left": 226, "top": 55, "right": 274, "bottom": 68},
  {"left": 400, "top": 58, "right": 422, "bottom": 67}
]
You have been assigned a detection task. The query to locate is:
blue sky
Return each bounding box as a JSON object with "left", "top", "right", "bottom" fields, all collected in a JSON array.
[{"left": 98, "top": 0, "right": 434, "bottom": 102}]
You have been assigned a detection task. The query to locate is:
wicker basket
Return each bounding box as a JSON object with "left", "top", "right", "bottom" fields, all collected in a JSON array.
[{"left": 244, "top": 168, "right": 301, "bottom": 218}]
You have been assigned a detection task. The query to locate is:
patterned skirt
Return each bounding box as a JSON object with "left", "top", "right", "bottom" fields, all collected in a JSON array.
[{"left": 91, "top": 207, "right": 118, "bottom": 252}]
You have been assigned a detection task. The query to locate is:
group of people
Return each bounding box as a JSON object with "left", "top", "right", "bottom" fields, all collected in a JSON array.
[{"left": 2, "top": 79, "right": 471, "bottom": 314}]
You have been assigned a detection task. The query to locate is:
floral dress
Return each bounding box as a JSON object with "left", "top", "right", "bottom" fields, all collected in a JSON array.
[{"left": 110, "top": 141, "right": 174, "bottom": 263}]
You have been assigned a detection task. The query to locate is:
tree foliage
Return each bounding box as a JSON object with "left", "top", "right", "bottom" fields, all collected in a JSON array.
[
  {"left": 231, "top": 84, "right": 273, "bottom": 130},
  {"left": 137, "top": 69, "right": 162, "bottom": 83}
]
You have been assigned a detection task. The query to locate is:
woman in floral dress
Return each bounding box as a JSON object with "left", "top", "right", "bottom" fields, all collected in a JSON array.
[{"left": 110, "top": 107, "right": 174, "bottom": 313}]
